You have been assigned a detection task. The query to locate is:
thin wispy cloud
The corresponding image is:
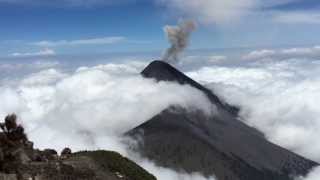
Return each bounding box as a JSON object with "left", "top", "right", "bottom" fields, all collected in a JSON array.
[
  {"left": 157, "top": 0, "right": 258, "bottom": 24},
  {"left": 10, "top": 48, "right": 56, "bottom": 57},
  {"left": 242, "top": 46, "right": 320, "bottom": 60},
  {"left": 273, "top": 11, "right": 320, "bottom": 24},
  {"left": 261, "top": 0, "right": 302, "bottom": 8},
  {"left": 242, "top": 49, "right": 276, "bottom": 60},
  {"left": 31, "top": 36, "right": 126, "bottom": 47},
  {"left": 0, "top": 0, "right": 135, "bottom": 7},
  {"left": 156, "top": 0, "right": 306, "bottom": 25}
]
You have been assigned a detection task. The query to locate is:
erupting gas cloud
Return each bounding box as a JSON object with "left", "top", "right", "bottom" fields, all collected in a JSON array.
[{"left": 163, "top": 20, "right": 197, "bottom": 64}]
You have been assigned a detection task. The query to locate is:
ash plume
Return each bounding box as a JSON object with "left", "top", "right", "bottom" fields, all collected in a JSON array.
[{"left": 163, "top": 20, "right": 197, "bottom": 64}]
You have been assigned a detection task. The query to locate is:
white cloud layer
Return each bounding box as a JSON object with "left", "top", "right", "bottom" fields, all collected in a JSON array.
[
  {"left": 3, "top": 63, "right": 214, "bottom": 148},
  {"left": 0, "top": 61, "right": 215, "bottom": 180},
  {"left": 2, "top": 46, "right": 320, "bottom": 179},
  {"left": 296, "top": 167, "right": 320, "bottom": 180},
  {"left": 186, "top": 53, "right": 320, "bottom": 164},
  {"left": 182, "top": 49, "right": 320, "bottom": 178},
  {"left": 10, "top": 48, "right": 56, "bottom": 57},
  {"left": 31, "top": 37, "right": 126, "bottom": 47}
]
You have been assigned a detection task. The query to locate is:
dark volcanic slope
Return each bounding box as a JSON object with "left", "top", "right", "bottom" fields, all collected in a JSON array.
[
  {"left": 127, "top": 60, "right": 318, "bottom": 180},
  {"left": 142, "top": 60, "right": 239, "bottom": 115}
]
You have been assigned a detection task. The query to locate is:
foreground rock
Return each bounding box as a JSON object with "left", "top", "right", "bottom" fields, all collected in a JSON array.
[
  {"left": 0, "top": 114, "right": 156, "bottom": 180},
  {"left": 1, "top": 150, "right": 156, "bottom": 180}
]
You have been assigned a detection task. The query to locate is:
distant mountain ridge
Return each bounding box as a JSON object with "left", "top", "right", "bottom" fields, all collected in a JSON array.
[{"left": 126, "top": 60, "right": 318, "bottom": 180}]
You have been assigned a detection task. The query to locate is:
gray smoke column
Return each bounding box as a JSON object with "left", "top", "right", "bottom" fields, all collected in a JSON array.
[{"left": 163, "top": 20, "right": 197, "bottom": 64}]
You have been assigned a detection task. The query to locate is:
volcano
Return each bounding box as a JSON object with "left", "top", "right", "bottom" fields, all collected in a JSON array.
[{"left": 126, "top": 60, "right": 318, "bottom": 180}]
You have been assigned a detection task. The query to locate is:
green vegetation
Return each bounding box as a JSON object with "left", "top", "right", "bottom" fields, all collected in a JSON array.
[{"left": 74, "top": 150, "right": 156, "bottom": 180}]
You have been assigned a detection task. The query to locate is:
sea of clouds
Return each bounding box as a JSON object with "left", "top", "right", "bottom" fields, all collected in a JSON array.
[
  {"left": 0, "top": 46, "right": 320, "bottom": 179},
  {"left": 183, "top": 47, "right": 320, "bottom": 180},
  {"left": 0, "top": 56, "right": 217, "bottom": 180}
]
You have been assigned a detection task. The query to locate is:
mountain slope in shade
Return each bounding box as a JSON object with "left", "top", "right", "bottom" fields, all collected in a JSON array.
[
  {"left": 126, "top": 60, "right": 318, "bottom": 180},
  {"left": 141, "top": 60, "right": 239, "bottom": 116}
]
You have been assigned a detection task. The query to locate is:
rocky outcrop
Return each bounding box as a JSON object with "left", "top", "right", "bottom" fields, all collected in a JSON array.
[
  {"left": 0, "top": 114, "right": 156, "bottom": 180},
  {"left": 0, "top": 149, "right": 156, "bottom": 180}
]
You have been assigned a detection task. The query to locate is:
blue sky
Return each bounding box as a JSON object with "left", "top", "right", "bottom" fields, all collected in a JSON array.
[{"left": 1, "top": 0, "right": 320, "bottom": 57}]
